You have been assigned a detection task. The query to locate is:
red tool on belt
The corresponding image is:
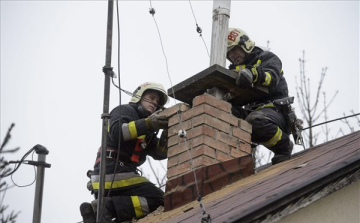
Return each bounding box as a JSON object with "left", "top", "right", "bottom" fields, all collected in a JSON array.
[{"left": 131, "top": 138, "right": 147, "bottom": 163}]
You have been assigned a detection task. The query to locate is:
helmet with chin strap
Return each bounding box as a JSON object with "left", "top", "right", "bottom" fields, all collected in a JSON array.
[
  {"left": 130, "top": 82, "right": 169, "bottom": 108},
  {"left": 227, "top": 28, "right": 255, "bottom": 56}
]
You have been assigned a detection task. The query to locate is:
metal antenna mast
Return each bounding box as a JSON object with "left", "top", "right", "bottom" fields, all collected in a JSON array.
[
  {"left": 97, "top": 0, "right": 114, "bottom": 221},
  {"left": 210, "top": 0, "right": 231, "bottom": 67}
]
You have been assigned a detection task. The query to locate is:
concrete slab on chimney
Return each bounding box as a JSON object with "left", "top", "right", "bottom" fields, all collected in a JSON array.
[{"left": 167, "top": 64, "right": 268, "bottom": 107}]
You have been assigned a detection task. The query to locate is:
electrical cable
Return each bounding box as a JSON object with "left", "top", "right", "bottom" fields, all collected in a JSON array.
[
  {"left": 149, "top": 2, "right": 211, "bottom": 221},
  {"left": 188, "top": 0, "right": 210, "bottom": 57},
  {"left": 149, "top": 0, "right": 175, "bottom": 106},
  {"left": 10, "top": 151, "right": 36, "bottom": 188},
  {"left": 298, "top": 113, "right": 360, "bottom": 150},
  {"left": 0, "top": 146, "right": 36, "bottom": 178},
  {"left": 149, "top": 0, "right": 211, "bottom": 222},
  {"left": 302, "top": 113, "right": 360, "bottom": 130}
]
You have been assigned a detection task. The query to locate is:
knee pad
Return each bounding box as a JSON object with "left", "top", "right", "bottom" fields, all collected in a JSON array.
[{"left": 245, "top": 111, "right": 269, "bottom": 129}]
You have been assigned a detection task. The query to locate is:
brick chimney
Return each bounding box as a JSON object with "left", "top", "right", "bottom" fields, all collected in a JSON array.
[{"left": 161, "top": 93, "right": 254, "bottom": 211}]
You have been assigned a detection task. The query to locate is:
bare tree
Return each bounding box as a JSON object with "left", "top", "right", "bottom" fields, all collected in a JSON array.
[
  {"left": 340, "top": 110, "right": 360, "bottom": 134},
  {"left": 0, "top": 124, "right": 20, "bottom": 223},
  {"left": 146, "top": 157, "right": 167, "bottom": 189},
  {"left": 296, "top": 51, "right": 338, "bottom": 148}
]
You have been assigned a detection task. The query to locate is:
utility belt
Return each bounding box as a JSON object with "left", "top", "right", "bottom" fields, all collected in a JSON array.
[
  {"left": 94, "top": 147, "right": 132, "bottom": 166},
  {"left": 246, "top": 102, "right": 276, "bottom": 111},
  {"left": 247, "top": 97, "right": 303, "bottom": 145}
]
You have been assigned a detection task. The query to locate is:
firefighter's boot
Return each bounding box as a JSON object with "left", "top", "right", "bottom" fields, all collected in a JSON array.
[
  {"left": 271, "top": 141, "right": 293, "bottom": 165},
  {"left": 80, "top": 202, "right": 96, "bottom": 223},
  {"left": 91, "top": 199, "right": 117, "bottom": 223}
]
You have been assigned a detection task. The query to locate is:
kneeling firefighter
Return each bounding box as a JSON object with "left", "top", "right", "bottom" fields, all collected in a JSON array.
[
  {"left": 80, "top": 82, "right": 169, "bottom": 223},
  {"left": 226, "top": 28, "right": 303, "bottom": 165}
]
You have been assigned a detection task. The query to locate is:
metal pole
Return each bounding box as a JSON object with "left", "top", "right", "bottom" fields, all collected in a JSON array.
[
  {"left": 97, "top": 0, "right": 114, "bottom": 222},
  {"left": 210, "top": 0, "right": 231, "bottom": 67},
  {"left": 207, "top": 0, "right": 231, "bottom": 101},
  {"left": 32, "top": 145, "right": 50, "bottom": 223}
]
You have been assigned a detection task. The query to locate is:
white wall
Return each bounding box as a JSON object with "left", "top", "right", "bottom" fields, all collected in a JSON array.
[{"left": 279, "top": 180, "right": 360, "bottom": 223}]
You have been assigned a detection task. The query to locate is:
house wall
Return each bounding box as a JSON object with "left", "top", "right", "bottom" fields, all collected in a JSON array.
[{"left": 279, "top": 180, "right": 360, "bottom": 223}]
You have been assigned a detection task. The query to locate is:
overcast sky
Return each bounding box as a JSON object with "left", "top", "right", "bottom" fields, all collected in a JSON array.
[{"left": 1, "top": 1, "right": 359, "bottom": 223}]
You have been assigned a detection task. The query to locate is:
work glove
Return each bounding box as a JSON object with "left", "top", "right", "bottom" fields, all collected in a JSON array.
[
  {"left": 145, "top": 115, "right": 168, "bottom": 132},
  {"left": 235, "top": 68, "right": 254, "bottom": 88}
]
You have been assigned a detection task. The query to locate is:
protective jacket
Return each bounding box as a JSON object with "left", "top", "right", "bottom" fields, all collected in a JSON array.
[
  {"left": 90, "top": 103, "right": 167, "bottom": 222},
  {"left": 93, "top": 103, "right": 167, "bottom": 174},
  {"left": 230, "top": 47, "right": 294, "bottom": 165},
  {"left": 229, "top": 47, "right": 289, "bottom": 104}
]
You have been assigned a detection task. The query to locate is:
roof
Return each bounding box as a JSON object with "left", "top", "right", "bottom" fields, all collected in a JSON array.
[{"left": 138, "top": 130, "right": 360, "bottom": 223}]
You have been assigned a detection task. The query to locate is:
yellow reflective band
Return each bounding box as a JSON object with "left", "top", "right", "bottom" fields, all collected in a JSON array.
[
  {"left": 255, "top": 103, "right": 275, "bottom": 111},
  {"left": 139, "top": 135, "right": 146, "bottom": 139},
  {"left": 131, "top": 196, "right": 143, "bottom": 218},
  {"left": 263, "top": 127, "right": 282, "bottom": 148},
  {"left": 128, "top": 121, "right": 138, "bottom": 139},
  {"left": 251, "top": 67, "right": 259, "bottom": 83},
  {"left": 261, "top": 72, "right": 271, "bottom": 86},
  {"left": 92, "top": 176, "right": 148, "bottom": 190},
  {"left": 256, "top": 59, "right": 262, "bottom": 66}
]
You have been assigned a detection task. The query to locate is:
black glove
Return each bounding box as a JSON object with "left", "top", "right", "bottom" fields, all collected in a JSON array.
[
  {"left": 145, "top": 115, "right": 168, "bottom": 132},
  {"left": 235, "top": 68, "right": 254, "bottom": 87}
]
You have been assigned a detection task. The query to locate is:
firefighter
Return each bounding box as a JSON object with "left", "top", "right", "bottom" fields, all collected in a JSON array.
[
  {"left": 80, "top": 82, "right": 169, "bottom": 223},
  {"left": 227, "top": 28, "right": 296, "bottom": 165}
]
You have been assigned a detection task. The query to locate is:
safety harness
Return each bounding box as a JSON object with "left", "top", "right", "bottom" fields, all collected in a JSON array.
[{"left": 246, "top": 96, "right": 303, "bottom": 145}]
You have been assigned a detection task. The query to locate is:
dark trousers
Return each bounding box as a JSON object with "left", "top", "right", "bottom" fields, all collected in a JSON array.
[
  {"left": 94, "top": 180, "right": 164, "bottom": 222},
  {"left": 232, "top": 106, "right": 292, "bottom": 155}
]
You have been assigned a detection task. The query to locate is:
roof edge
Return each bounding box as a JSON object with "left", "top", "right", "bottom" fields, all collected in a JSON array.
[{"left": 227, "top": 157, "right": 360, "bottom": 223}]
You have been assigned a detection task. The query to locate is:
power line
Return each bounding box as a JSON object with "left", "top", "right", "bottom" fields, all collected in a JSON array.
[
  {"left": 148, "top": 1, "right": 176, "bottom": 105},
  {"left": 148, "top": 2, "right": 211, "bottom": 221},
  {"left": 188, "top": 0, "right": 210, "bottom": 57},
  {"left": 302, "top": 113, "right": 360, "bottom": 130}
]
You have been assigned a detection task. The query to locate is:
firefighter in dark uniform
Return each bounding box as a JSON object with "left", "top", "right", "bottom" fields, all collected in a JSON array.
[
  {"left": 80, "top": 82, "right": 169, "bottom": 223},
  {"left": 227, "top": 28, "right": 297, "bottom": 165}
]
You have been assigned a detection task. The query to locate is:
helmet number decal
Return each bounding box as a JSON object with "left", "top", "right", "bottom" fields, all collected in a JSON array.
[{"left": 228, "top": 29, "right": 241, "bottom": 41}]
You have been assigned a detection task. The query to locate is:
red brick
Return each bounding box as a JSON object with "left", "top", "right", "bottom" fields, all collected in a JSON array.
[
  {"left": 216, "top": 151, "right": 232, "bottom": 162},
  {"left": 192, "top": 93, "right": 232, "bottom": 113},
  {"left": 168, "top": 119, "right": 192, "bottom": 137},
  {"left": 167, "top": 162, "right": 191, "bottom": 180},
  {"left": 238, "top": 119, "right": 252, "bottom": 133},
  {"left": 186, "top": 125, "right": 216, "bottom": 140},
  {"left": 230, "top": 147, "right": 249, "bottom": 158},
  {"left": 169, "top": 115, "right": 180, "bottom": 127},
  {"left": 178, "top": 145, "right": 216, "bottom": 164},
  {"left": 167, "top": 156, "right": 178, "bottom": 168},
  {"left": 217, "top": 131, "right": 238, "bottom": 147},
  {"left": 159, "top": 103, "right": 190, "bottom": 118},
  {"left": 192, "top": 155, "right": 218, "bottom": 168},
  {"left": 167, "top": 135, "right": 179, "bottom": 147},
  {"left": 239, "top": 142, "right": 252, "bottom": 154},
  {"left": 233, "top": 127, "right": 252, "bottom": 143},
  {"left": 167, "top": 142, "right": 187, "bottom": 157},
  {"left": 192, "top": 114, "right": 230, "bottom": 134},
  {"left": 217, "top": 109, "right": 239, "bottom": 127},
  {"left": 181, "top": 104, "right": 217, "bottom": 122},
  {"left": 191, "top": 135, "right": 230, "bottom": 154}
]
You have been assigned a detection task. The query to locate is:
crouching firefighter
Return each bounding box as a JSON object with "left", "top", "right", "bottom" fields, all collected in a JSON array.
[
  {"left": 80, "top": 82, "right": 169, "bottom": 223},
  {"left": 226, "top": 28, "right": 303, "bottom": 165}
]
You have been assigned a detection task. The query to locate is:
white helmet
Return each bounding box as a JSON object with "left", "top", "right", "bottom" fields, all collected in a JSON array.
[
  {"left": 130, "top": 82, "right": 169, "bottom": 107},
  {"left": 227, "top": 28, "right": 255, "bottom": 54}
]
